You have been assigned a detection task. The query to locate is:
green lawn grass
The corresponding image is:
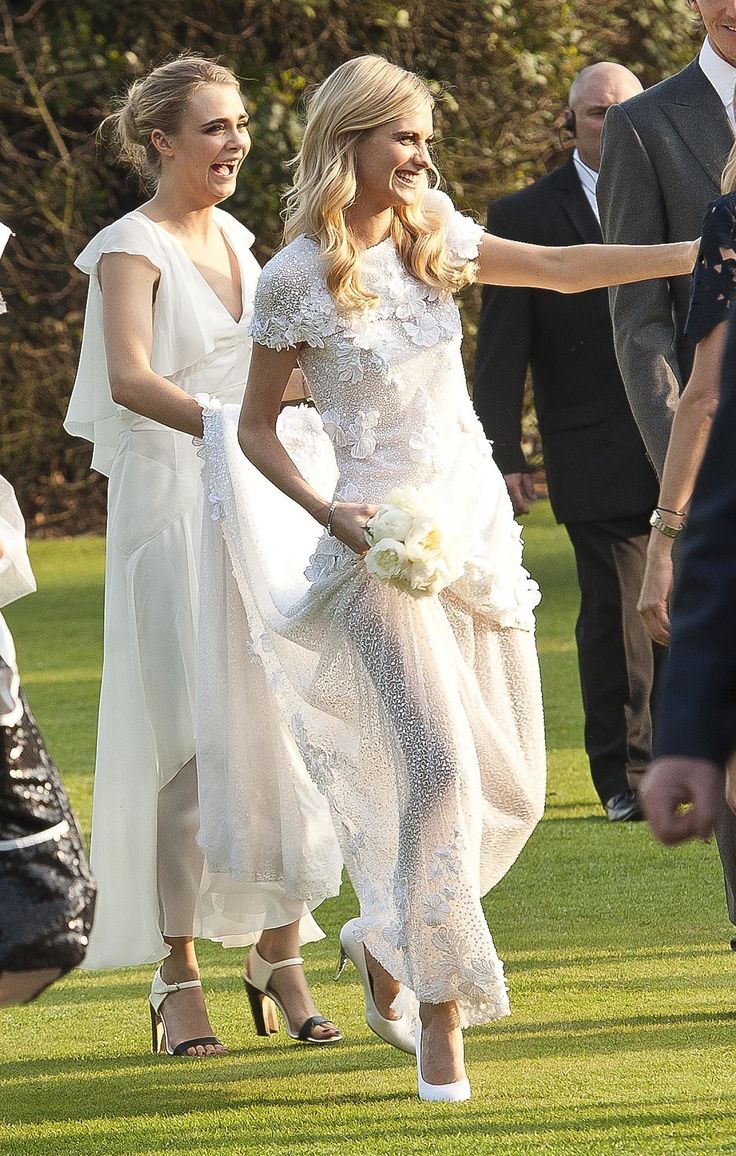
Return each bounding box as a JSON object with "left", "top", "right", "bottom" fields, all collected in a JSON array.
[{"left": 2, "top": 504, "right": 735, "bottom": 1155}]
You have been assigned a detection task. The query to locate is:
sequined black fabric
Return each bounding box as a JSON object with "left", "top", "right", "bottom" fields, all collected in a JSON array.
[
  {"left": 685, "top": 193, "right": 736, "bottom": 347},
  {"left": 0, "top": 688, "right": 96, "bottom": 973}
]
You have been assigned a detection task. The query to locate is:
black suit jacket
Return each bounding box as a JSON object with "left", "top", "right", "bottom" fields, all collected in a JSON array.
[
  {"left": 473, "top": 154, "right": 658, "bottom": 525},
  {"left": 654, "top": 310, "right": 736, "bottom": 764}
]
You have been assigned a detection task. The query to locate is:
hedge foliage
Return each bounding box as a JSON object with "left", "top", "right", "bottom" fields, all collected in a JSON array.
[{"left": 0, "top": 0, "right": 699, "bottom": 531}]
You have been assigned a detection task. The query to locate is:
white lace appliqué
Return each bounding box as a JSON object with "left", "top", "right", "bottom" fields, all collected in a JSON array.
[{"left": 321, "top": 408, "right": 379, "bottom": 459}]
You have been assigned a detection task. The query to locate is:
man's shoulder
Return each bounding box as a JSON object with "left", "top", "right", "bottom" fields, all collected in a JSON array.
[
  {"left": 490, "top": 165, "right": 567, "bottom": 220},
  {"left": 616, "top": 57, "right": 701, "bottom": 124}
]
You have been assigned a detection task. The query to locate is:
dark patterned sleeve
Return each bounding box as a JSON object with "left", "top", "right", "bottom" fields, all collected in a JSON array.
[{"left": 685, "top": 194, "right": 736, "bottom": 347}]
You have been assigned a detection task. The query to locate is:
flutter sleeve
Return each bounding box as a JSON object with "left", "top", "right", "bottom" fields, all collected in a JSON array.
[
  {"left": 249, "top": 239, "right": 339, "bottom": 351},
  {"left": 685, "top": 194, "right": 736, "bottom": 347},
  {"left": 64, "top": 215, "right": 166, "bottom": 476},
  {"left": 66, "top": 212, "right": 231, "bottom": 476},
  {"left": 422, "top": 188, "right": 486, "bottom": 272}
]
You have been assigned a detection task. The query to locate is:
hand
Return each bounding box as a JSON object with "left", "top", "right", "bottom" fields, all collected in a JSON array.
[
  {"left": 637, "top": 532, "right": 674, "bottom": 645},
  {"left": 503, "top": 472, "right": 536, "bottom": 517},
  {"left": 329, "top": 502, "right": 378, "bottom": 555},
  {"left": 640, "top": 757, "right": 723, "bottom": 845}
]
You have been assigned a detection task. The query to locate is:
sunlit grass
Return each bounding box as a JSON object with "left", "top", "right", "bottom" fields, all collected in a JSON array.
[{"left": 1, "top": 506, "right": 733, "bottom": 1155}]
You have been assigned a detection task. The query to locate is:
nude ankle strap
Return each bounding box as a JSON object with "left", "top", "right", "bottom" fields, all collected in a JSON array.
[
  {"left": 267, "top": 955, "right": 304, "bottom": 971},
  {"left": 151, "top": 967, "right": 202, "bottom": 997},
  {"left": 246, "top": 946, "right": 304, "bottom": 993}
]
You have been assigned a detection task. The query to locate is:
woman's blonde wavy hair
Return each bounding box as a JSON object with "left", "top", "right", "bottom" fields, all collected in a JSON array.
[{"left": 283, "top": 55, "right": 475, "bottom": 312}]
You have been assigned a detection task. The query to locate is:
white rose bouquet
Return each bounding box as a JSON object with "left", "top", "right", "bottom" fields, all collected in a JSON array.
[{"left": 363, "top": 486, "right": 464, "bottom": 598}]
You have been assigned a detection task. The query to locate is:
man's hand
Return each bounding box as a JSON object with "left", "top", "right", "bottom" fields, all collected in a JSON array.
[
  {"left": 503, "top": 472, "right": 536, "bottom": 516},
  {"left": 641, "top": 757, "right": 723, "bottom": 845}
]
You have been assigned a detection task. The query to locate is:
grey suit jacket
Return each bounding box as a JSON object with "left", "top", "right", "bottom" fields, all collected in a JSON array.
[{"left": 597, "top": 58, "right": 733, "bottom": 475}]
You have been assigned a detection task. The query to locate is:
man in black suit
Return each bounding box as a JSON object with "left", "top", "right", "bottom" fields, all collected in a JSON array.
[
  {"left": 474, "top": 63, "right": 660, "bottom": 822},
  {"left": 643, "top": 311, "right": 736, "bottom": 855}
]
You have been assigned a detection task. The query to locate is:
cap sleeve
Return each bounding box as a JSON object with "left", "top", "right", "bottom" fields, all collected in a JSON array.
[
  {"left": 249, "top": 239, "right": 339, "bottom": 350},
  {"left": 685, "top": 195, "right": 736, "bottom": 347},
  {"left": 423, "top": 188, "right": 486, "bottom": 269}
]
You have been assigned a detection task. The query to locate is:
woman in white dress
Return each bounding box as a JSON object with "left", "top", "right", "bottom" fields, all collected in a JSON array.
[
  {"left": 199, "top": 55, "right": 697, "bottom": 1098},
  {"left": 65, "top": 56, "right": 342, "bottom": 1055}
]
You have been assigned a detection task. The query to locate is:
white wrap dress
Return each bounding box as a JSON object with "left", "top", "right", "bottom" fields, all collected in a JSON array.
[{"left": 65, "top": 207, "right": 342, "bottom": 968}]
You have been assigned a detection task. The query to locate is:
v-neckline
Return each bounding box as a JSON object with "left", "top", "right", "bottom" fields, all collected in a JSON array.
[{"left": 133, "top": 210, "right": 245, "bottom": 324}]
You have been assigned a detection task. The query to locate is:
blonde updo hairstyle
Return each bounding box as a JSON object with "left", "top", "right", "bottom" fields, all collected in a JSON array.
[
  {"left": 103, "top": 54, "right": 241, "bottom": 191},
  {"left": 283, "top": 55, "right": 475, "bottom": 312}
]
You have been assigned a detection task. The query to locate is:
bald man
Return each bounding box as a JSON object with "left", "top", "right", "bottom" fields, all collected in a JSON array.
[{"left": 474, "top": 63, "right": 662, "bottom": 823}]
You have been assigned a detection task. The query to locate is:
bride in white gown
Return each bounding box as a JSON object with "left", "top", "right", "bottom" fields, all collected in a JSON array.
[
  {"left": 65, "top": 55, "right": 342, "bottom": 1056},
  {"left": 200, "top": 56, "right": 696, "bottom": 1098}
]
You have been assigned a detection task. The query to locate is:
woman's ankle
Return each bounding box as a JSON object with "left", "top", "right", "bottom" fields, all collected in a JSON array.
[
  {"left": 161, "top": 937, "right": 200, "bottom": 982},
  {"left": 255, "top": 923, "right": 301, "bottom": 965}
]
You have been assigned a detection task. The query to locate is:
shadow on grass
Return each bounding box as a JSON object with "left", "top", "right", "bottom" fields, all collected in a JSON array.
[
  {"left": 481, "top": 1008, "right": 736, "bottom": 1056},
  {"left": 2, "top": 1086, "right": 736, "bottom": 1155},
  {"left": 504, "top": 943, "right": 734, "bottom": 973},
  {"left": 2, "top": 1008, "right": 736, "bottom": 1129}
]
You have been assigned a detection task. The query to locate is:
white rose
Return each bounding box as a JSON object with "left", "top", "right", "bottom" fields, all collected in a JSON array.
[
  {"left": 382, "top": 486, "right": 423, "bottom": 517},
  {"left": 365, "top": 538, "right": 409, "bottom": 582},
  {"left": 367, "top": 503, "right": 414, "bottom": 544},
  {"left": 404, "top": 515, "right": 444, "bottom": 562},
  {"left": 408, "top": 554, "right": 459, "bottom": 597}
]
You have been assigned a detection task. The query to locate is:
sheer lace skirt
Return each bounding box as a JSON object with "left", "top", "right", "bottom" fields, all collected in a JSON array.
[{"left": 202, "top": 404, "right": 546, "bottom": 1026}]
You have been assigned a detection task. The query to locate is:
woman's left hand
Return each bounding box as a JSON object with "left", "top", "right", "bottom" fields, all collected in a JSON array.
[
  {"left": 637, "top": 531, "right": 674, "bottom": 646},
  {"left": 329, "top": 502, "right": 378, "bottom": 556}
]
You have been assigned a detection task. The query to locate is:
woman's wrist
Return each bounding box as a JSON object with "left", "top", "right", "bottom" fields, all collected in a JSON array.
[
  {"left": 308, "top": 496, "right": 333, "bottom": 529},
  {"left": 649, "top": 506, "right": 685, "bottom": 540}
]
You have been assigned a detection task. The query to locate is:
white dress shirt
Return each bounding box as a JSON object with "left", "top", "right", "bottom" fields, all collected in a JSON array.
[
  {"left": 699, "top": 36, "right": 736, "bottom": 133},
  {"left": 572, "top": 148, "right": 600, "bottom": 224}
]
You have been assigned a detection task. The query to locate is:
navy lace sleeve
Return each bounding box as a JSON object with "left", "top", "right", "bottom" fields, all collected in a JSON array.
[{"left": 685, "top": 194, "right": 736, "bottom": 346}]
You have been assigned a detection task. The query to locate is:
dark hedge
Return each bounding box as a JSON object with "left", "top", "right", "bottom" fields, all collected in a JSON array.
[{"left": 0, "top": 0, "right": 698, "bottom": 532}]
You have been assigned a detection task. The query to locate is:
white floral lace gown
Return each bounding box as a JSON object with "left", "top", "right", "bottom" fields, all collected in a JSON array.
[{"left": 202, "top": 191, "right": 546, "bottom": 1026}]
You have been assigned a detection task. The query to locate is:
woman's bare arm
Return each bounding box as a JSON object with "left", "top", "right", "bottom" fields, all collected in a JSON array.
[
  {"left": 238, "top": 343, "right": 375, "bottom": 554},
  {"left": 638, "top": 320, "right": 728, "bottom": 646},
  {"left": 658, "top": 320, "right": 727, "bottom": 514},
  {"left": 476, "top": 232, "right": 697, "bottom": 294},
  {"left": 100, "top": 252, "right": 205, "bottom": 437}
]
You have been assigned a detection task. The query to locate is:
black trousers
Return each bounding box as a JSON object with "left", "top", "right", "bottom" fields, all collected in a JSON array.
[{"left": 565, "top": 513, "right": 664, "bottom": 806}]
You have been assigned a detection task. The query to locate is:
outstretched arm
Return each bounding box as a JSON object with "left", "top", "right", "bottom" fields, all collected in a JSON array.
[{"left": 476, "top": 230, "right": 696, "bottom": 294}]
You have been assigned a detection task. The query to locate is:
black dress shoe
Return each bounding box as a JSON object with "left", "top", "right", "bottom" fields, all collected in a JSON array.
[{"left": 605, "top": 790, "right": 643, "bottom": 822}]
